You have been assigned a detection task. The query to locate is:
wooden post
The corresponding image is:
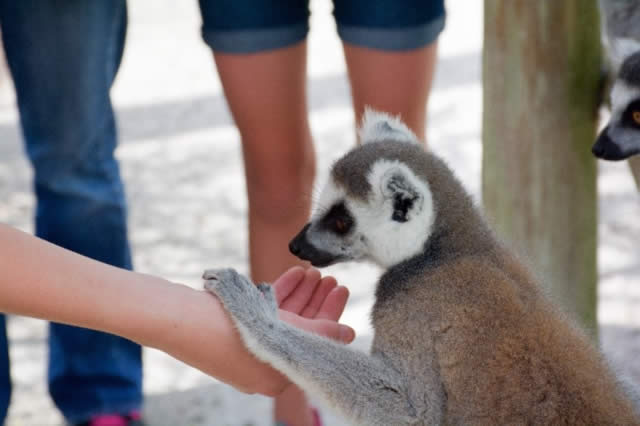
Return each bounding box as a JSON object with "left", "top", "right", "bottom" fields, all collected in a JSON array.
[{"left": 482, "top": 1, "right": 601, "bottom": 333}]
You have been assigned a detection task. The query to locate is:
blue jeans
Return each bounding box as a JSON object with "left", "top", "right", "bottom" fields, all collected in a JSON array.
[{"left": 0, "top": 1, "right": 142, "bottom": 423}]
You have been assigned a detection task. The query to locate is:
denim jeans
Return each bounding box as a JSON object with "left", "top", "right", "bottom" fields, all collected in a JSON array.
[
  {"left": 0, "top": 1, "right": 142, "bottom": 423},
  {"left": 199, "top": 0, "right": 445, "bottom": 53}
]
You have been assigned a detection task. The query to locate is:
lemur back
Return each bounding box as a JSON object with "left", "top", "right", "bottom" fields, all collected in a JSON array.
[{"left": 374, "top": 243, "right": 637, "bottom": 424}]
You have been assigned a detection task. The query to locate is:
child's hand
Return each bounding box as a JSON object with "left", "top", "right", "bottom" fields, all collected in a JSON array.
[
  {"left": 274, "top": 266, "right": 355, "bottom": 344},
  {"left": 201, "top": 265, "right": 355, "bottom": 397}
]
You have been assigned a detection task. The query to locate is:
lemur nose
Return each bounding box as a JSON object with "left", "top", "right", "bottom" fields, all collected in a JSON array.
[
  {"left": 289, "top": 240, "right": 300, "bottom": 255},
  {"left": 289, "top": 223, "right": 312, "bottom": 256},
  {"left": 592, "top": 143, "right": 604, "bottom": 157}
]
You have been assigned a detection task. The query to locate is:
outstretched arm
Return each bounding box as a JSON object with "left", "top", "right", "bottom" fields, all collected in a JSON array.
[{"left": 0, "top": 224, "right": 354, "bottom": 396}]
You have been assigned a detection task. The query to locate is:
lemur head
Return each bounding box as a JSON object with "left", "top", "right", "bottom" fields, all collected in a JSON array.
[
  {"left": 289, "top": 110, "right": 439, "bottom": 269},
  {"left": 593, "top": 51, "right": 640, "bottom": 160}
]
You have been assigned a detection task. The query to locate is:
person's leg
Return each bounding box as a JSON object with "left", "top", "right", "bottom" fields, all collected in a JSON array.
[
  {"left": 0, "top": 1, "right": 142, "bottom": 424},
  {"left": 214, "top": 43, "right": 315, "bottom": 281},
  {"left": 344, "top": 43, "right": 438, "bottom": 141},
  {"left": 334, "top": 0, "right": 446, "bottom": 142},
  {"left": 199, "top": 1, "right": 317, "bottom": 425}
]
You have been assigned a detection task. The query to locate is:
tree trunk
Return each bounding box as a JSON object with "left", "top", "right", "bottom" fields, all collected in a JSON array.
[{"left": 482, "top": 1, "right": 601, "bottom": 334}]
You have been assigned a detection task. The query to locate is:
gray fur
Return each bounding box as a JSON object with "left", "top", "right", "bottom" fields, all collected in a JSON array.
[
  {"left": 206, "top": 113, "right": 639, "bottom": 424},
  {"left": 203, "top": 268, "right": 441, "bottom": 426},
  {"left": 600, "top": 0, "right": 640, "bottom": 43},
  {"left": 619, "top": 51, "right": 640, "bottom": 86}
]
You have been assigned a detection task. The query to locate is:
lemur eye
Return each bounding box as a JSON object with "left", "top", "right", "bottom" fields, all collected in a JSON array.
[
  {"left": 633, "top": 111, "right": 640, "bottom": 125},
  {"left": 321, "top": 201, "right": 354, "bottom": 235},
  {"left": 335, "top": 218, "right": 348, "bottom": 234}
]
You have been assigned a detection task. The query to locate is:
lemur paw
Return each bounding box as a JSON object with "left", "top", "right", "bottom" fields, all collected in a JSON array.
[{"left": 203, "top": 268, "right": 278, "bottom": 327}]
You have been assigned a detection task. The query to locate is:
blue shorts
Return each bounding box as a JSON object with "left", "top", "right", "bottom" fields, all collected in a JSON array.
[{"left": 199, "top": 0, "right": 446, "bottom": 53}]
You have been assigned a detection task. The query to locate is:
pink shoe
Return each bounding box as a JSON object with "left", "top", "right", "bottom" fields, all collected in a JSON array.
[
  {"left": 311, "top": 407, "right": 323, "bottom": 426},
  {"left": 80, "top": 411, "right": 144, "bottom": 426}
]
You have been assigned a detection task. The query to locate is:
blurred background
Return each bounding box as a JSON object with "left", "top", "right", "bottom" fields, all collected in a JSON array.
[{"left": 0, "top": 1, "right": 637, "bottom": 425}]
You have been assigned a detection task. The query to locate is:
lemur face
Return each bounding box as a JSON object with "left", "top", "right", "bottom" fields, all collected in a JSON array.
[
  {"left": 594, "top": 80, "right": 640, "bottom": 160},
  {"left": 289, "top": 157, "right": 435, "bottom": 269},
  {"left": 593, "top": 51, "right": 640, "bottom": 160},
  {"left": 290, "top": 110, "right": 437, "bottom": 269},
  {"left": 289, "top": 181, "right": 365, "bottom": 268},
  {"left": 290, "top": 110, "right": 438, "bottom": 269}
]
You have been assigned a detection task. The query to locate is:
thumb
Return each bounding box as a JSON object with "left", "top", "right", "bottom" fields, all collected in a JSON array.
[{"left": 279, "top": 311, "right": 356, "bottom": 344}]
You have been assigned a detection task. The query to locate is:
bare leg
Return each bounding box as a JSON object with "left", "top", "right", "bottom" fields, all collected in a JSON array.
[
  {"left": 343, "top": 42, "right": 439, "bottom": 143},
  {"left": 213, "top": 41, "right": 316, "bottom": 426}
]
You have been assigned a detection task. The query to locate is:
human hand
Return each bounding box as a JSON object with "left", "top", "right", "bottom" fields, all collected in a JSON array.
[
  {"left": 203, "top": 266, "right": 355, "bottom": 396},
  {"left": 274, "top": 266, "right": 355, "bottom": 343}
]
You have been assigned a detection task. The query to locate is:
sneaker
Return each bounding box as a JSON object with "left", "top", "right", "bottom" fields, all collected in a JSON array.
[{"left": 75, "top": 411, "right": 145, "bottom": 426}]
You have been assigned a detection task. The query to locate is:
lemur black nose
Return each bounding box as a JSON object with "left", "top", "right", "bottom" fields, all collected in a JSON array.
[
  {"left": 289, "top": 223, "right": 311, "bottom": 256},
  {"left": 592, "top": 143, "right": 604, "bottom": 157},
  {"left": 289, "top": 240, "right": 300, "bottom": 255}
]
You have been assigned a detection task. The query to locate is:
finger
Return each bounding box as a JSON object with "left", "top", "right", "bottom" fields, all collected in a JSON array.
[
  {"left": 315, "top": 286, "right": 350, "bottom": 321},
  {"left": 280, "top": 268, "right": 322, "bottom": 314},
  {"left": 300, "top": 276, "right": 337, "bottom": 319},
  {"left": 280, "top": 312, "right": 356, "bottom": 344},
  {"left": 307, "top": 319, "right": 356, "bottom": 344},
  {"left": 272, "top": 266, "right": 306, "bottom": 305}
]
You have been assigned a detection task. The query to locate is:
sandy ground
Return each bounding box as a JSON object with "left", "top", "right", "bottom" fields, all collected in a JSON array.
[{"left": 0, "top": 1, "right": 638, "bottom": 425}]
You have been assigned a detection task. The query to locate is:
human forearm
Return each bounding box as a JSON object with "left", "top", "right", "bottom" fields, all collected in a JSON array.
[{"left": 0, "top": 224, "right": 286, "bottom": 394}]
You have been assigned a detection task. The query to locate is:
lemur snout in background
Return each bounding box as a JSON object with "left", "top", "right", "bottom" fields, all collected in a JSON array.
[
  {"left": 593, "top": 0, "right": 640, "bottom": 160},
  {"left": 205, "top": 110, "right": 639, "bottom": 425}
]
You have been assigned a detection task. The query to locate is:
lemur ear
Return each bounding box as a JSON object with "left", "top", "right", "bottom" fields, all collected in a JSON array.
[
  {"left": 359, "top": 108, "right": 419, "bottom": 145},
  {"left": 381, "top": 167, "right": 423, "bottom": 223}
]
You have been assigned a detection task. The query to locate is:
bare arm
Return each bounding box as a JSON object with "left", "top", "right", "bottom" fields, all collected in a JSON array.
[{"left": 0, "top": 224, "right": 354, "bottom": 396}]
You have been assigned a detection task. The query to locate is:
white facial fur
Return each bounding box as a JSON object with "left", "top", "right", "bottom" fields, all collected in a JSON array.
[
  {"left": 610, "top": 80, "right": 640, "bottom": 117},
  {"left": 356, "top": 160, "right": 434, "bottom": 267},
  {"left": 309, "top": 159, "right": 435, "bottom": 269}
]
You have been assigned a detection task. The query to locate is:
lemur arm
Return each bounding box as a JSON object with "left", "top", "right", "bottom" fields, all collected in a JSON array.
[{"left": 204, "top": 268, "right": 439, "bottom": 426}]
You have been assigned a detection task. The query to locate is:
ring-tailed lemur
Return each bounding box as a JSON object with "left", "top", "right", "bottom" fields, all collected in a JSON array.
[
  {"left": 205, "top": 111, "right": 639, "bottom": 425},
  {"left": 593, "top": 0, "right": 640, "bottom": 160}
]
